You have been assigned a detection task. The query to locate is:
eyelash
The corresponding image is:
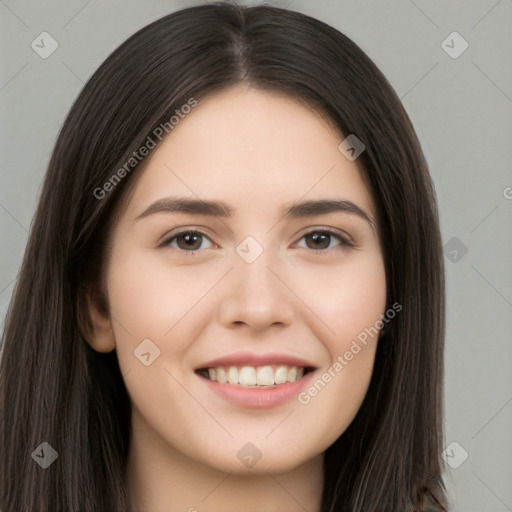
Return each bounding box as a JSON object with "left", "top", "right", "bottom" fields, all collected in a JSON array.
[{"left": 160, "top": 228, "right": 355, "bottom": 256}]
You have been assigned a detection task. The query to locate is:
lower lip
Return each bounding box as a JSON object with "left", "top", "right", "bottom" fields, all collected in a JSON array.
[{"left": 198, "top": 371, "right": 315, "bottom": 409}]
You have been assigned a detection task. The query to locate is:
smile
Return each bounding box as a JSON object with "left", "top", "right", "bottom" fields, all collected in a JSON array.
[
  {"left": 196, "top": 364, "right": 314, "bottom": 388},
  {"left": 194, "top": 352, "right": 318, "bottom": 408}
]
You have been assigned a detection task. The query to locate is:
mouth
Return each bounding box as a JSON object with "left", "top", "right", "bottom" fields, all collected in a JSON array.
[
  {"left": 194, "top": 353, "right": 318, "bottom": 408},
  {"left": 195, "top": 364, "right": 316, "bottom": 388}
]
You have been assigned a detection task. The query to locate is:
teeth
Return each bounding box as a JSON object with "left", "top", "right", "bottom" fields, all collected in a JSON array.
[
  {"left": 287, "top": 366, "right": 297, "bottom": 382},
  {"left": 201, "top": 364, "right": 307, "bottom": 387},
  {"left": 216, "top": 367, "right": 227, "bottom": 384},
  {"left": 228, "top": 367, "right": 238, "bottom": 385},
  {"left": 256, "top": 365, "right": 274, "bottom": 386},
  {"left": 274, "top": 366, "right": 288, "bottom": 384},
  {"left": 239, "top": 366, "right": 257, "bottom": 386}
]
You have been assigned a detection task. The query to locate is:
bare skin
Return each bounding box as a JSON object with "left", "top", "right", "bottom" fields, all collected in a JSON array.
[{"left": 85, "top": 84, "right": 387, "bottom": 512}]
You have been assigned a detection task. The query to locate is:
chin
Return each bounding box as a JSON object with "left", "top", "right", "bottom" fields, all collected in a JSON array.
[{"left": 199, "top": 444, "right": 314, "bottom": 476}]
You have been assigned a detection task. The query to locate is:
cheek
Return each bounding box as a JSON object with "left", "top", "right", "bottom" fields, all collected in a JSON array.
[
  {"left": 296, "top": 251, "right": 385, "bottom": 429},
  {"left": 105, "top": 248, "right": 220, "bottom": 365},
  {"left": 295, "top": 348, "right": 376, "bottom": 451},
  {"left": 262, "top": 252, "right": 383, "bottom": 435},
  {"left": 331, "top": 264, "right": 387, "bottom": 343},
  {"left": 108, "top": 250, "right": 214, "bottom": 332},
  {"left": 294, "top": 248, "right": 387, "bottom": 346}
]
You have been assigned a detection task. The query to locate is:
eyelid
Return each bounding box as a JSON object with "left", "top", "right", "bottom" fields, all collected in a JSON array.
[
  {"left": 296, "top": 226, "right": 356, "bottom": 248},
  {"left": 158, "top": 227, "right": 215, "bottom": 249},
  {"left": 159, "top": 226, "right": 357, "bottom": 254}
]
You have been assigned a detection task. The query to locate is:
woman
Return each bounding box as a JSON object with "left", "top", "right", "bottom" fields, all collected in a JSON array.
[{"left": 0, "top": 3, "right": 448, "bottom": 511}]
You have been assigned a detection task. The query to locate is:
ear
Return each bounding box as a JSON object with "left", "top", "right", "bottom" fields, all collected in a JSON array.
[{"left": 79, "top": 285, "right": 116, "bottom": 353}]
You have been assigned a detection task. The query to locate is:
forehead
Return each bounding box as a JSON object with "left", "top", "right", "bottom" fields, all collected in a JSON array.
[{"left": 121, "top": 85, "right": 376, "bottom": 223}]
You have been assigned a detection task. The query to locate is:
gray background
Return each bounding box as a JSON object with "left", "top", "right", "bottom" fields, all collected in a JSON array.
[{"left": 1, "top": 0, "right": 511, "bottom": 510}]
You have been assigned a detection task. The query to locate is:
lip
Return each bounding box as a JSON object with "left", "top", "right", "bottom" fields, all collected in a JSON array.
[
  {"left": 198, "top": 369, "right": 316, "bottom": 409},
  {"left": 196, "top": 351, "right": 316, "bottom": 370}
]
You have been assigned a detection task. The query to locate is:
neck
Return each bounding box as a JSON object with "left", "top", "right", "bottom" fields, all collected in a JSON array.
[{"left": 125, "top": 409, "right": 324, "bottom": 512}]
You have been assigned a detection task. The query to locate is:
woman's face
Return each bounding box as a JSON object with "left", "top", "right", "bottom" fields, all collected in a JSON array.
[{"left": 91, "top": 84, "right": 386, "bottom": 475}]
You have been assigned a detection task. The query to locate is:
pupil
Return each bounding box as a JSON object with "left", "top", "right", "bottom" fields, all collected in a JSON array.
[
  {"left": 308, "top": 233, "right": 329, "bottom": 249},
  {"left": 179, "top": 233, "right": 201, "bottom": 250}
]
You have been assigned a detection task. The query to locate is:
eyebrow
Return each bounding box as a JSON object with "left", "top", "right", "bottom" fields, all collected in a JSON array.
[{"left": 134, "top": 196, "right": 376, "bottom": 231}]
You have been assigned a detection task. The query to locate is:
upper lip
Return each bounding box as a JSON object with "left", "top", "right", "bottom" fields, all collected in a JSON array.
[{"left": 196, "top": 351, "right": 317, "bottom": 370}]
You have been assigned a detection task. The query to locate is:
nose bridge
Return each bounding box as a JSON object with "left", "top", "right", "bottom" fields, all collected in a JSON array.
[
  {"left": 235, "top": 233, "right": 281, "bottom": 303},
  {"left": 216, "top": 234, "right": 295, "bottom": 329}
]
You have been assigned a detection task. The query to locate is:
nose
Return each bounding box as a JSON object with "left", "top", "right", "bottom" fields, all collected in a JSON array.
[{"left": 217, "top": 245, "right": 295, "bottom": 332}]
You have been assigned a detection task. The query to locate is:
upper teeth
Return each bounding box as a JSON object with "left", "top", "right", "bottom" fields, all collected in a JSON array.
[{"left": 205, "top": 365, "right": 305, "bottom": 387}]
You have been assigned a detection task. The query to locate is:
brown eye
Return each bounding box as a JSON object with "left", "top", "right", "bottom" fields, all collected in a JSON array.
[
  {"left": 304, "top": 232, "right": 332, "bottom": 250},
  {"left": 162, "top": 230, "right": 213, "bottom": 253},
  {"left": 298, "top": 230, "right": 354, "bottom": 251}
]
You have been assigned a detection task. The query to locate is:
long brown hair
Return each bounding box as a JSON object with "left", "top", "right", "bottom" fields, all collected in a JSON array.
[{"left": 0, "top": 3, "right": 448, "bottom": 511}]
